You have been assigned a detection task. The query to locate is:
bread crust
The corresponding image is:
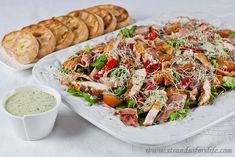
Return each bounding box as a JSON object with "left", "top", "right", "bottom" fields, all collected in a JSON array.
[
  {"left": 38, "top": 18, "right": 74, "bottom": 50},
  {"left": 1, "top": 31, "right": 21, "bottom": 55},
  {"left": 95, "top": 4, "right": 132, "bottom": 28},
  {"left": 68, "top": 10, "right": 104, "bottom": 39},
  {"left": 22, "top": 24, "right": 56, "bottom": 58},
  {"left": 56, "top": 15, "right": 89, "bottom": 45},
  {"left": 87, "top": 7, "right": 117, "bottom": 33},
  {"left": 4, "top": 31, "right": 39, "bottom": 64}
]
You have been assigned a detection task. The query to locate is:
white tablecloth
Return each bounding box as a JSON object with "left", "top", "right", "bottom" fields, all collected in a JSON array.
[{"left": 0, "top": 0, "right": 235, "bottom": 156}]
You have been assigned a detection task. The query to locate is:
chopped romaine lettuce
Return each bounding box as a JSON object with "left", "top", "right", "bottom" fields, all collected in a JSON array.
[
  {"left": 168, "top": 38, "right": 185, "bottom": 48},
  {"left": 91, "top": 54, "right": 107, "bottom": 69},
  {"left": 83, "top": 45, "right": 91, "bottom": 53},
  {"left": 173, "top": 72, "right": 181, "bottom": 83},
  {"left": 127, "top": 99, "right": 136, "bottom": 108},
  {"left": 116, "top": 103, "right": 128, "bottom": 109},
  {"left": 118, "top": 25, "right": 138, "bottom": 38},
  {"left": 169, "top": 109, "right": 189, "bottom": 121},
  {"left": 184, "top": 98, "right": 198, "bottom": 109},
  {"left": 210, "top": 59, "right": 220, "bottom": 68},
  {"left": 60, "top": 66, "right": 69, "bottom": 74},
  {"left": 229, "top": 32, "right": 235, "bottom": 38},
  {"left": 137, "top": 108, "right": 144, "bottom": 115},
  {"left": 115, "top": 86, "right": 126, "bottom": 96},
  {"left": 223, "top": 76, "right": 235, "bottom": 90},
  {"left": 76, "top": 67, "right": 84, "bottom": 73},
  {"left": 67, "top": 88, "right": 97, "bottom": 105}
]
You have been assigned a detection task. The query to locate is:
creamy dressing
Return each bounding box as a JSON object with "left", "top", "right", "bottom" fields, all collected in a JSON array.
[{"left": 5, "top": 89, "right": 56, "bottom": 116}]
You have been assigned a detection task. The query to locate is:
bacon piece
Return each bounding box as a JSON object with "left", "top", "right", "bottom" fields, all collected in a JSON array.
[
  {"left": 63, "top": 55, "right": 81, "bottom": 71},
  {"left": 117, "top": 108, "right": 139, "bottom": 127},
  {"left": 155, "top": 94, "right": 187, "bottom": 122},
  {"left": 215, "top": 69, "right": 235, "bottom": 76},
  {"left": 217, "top": 59, "right": 235, "bottom": 72},
  {"left": 189, "top": 79, "right": 201, "bottom": 100},
  {"left": 216, "top": 29, "right": 232, "bottom": 38},
  {"left": 78, "top": 53, "right": 92, "bottom": 68},
  {"left": 228, "top": 38, "right": 235, "bottom": 45}
]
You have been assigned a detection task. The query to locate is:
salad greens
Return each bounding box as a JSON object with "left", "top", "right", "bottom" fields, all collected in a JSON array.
[
  {"left": 67, "top": 88, "right": 97, "bottom": 106},
  {"left": 229, "top": 31, "right": 235, "bottom": 38},
  {"left": 127, "top": 99, "right": 136, "bottom": 108},
  {"left": 91, "top": 54, "right": 107, "bottom": 69},
  {"left": 118, "top": 25, "right": 138, "bottom": 38},
  {"left": 115, "top": 86, "right": 126, "bottom": 96},
  {"left": 83, "top": 45, "right": 91, "bottom": 53},
  {"left": 223, "top": 76, "right": 235, "bottom": 90},
  {"left": 210, "top": 59, "right": 220, "bottom": 68},
  {"left": 169, "top": 109, "right": 189, "bottom": 121},
  {"left": 168, "top": 38, "right": 185, "bottom": 48}
]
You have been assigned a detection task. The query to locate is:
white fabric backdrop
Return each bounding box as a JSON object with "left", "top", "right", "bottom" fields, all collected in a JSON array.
[{"left": 0, "top": 0, "right": 235, "bottom": 156}]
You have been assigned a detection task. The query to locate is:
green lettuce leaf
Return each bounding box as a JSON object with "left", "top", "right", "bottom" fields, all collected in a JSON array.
[
  {"left": 91, "top": 54, "right": 107, "bottom": 69},
  {"left": 223, "top": 76, "right": 235, "bottom": 90},
  {"left": 67, "top": 88, "right": 97, "bottom": 106}
]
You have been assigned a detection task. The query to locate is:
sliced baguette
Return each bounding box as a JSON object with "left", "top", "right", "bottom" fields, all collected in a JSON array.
[
  {"left": 68, "top": 10, "right": 104, "bottom": 39},
  {"left": 95, "top": 4, "right": 132, "bottom": 28},
  {"left": 87, "top": 7, "right": 117, "bottom": 33},
  {"left": 56, "top": 15, "right": 89, "bottom": 45},
  {"left": 1, "top": 31, "right": 21, "bottom": 55},
  {"left": 12, "top": 31, "right": 39, "bottom": 64},
  {"left": 38, "top": 18, "right": 74, "bottom": 50},
  {"left": 22, "top": 24, "right": 56, "bottom": 59}
]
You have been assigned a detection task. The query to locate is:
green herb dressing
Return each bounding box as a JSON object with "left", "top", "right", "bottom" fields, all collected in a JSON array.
[{"left": 5, "top": 89, "right": 56, "bottom": 116}]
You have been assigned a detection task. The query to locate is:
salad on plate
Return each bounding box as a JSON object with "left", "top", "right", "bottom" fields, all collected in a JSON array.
[{"left": 58, "top": 16, "right": 235, "bottom": 127}]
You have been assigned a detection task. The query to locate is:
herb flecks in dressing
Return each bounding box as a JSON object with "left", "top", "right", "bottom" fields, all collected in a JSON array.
[{"left": 5, "top": 89, "right": 56, "bottom": 116}]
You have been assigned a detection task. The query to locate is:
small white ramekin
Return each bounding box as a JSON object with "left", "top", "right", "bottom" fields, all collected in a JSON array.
[{"left": 1, "top": 85, "right": 61, "bottom": 140}]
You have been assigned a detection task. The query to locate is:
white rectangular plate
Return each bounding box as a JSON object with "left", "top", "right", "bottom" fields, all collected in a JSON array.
[{"left": 32, "top": 13, "right": 235, "bottom": 146}]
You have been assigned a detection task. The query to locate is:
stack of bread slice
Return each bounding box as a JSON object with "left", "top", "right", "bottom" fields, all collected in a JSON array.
[{"left": 1, "top": 4, "right": 132, "bottom": 64}]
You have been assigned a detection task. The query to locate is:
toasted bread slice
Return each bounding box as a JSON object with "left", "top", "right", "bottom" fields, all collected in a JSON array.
[
  {"left": 68, "top": 10, "right": 104, "bottom": 39},
  {"left": 87, "top": 7, "right": 117, "bottom": 33},
  {"left": 56, "top": 15, "right": 89, "bottom": 45},
  {"left": 95, "top": 4, "right": 132, "bottom": 28},
  {"left": 1, "top": 31, "right": 21, "bottom": 55},
  {"left": 38, "top": 18, "right": 74, "bottom": 50},
  {"left": 4, "top": 31, "right": 39, "bottom": 64},
  {"left": 22, "top": 24, "right": 56, "bottom": 59}
]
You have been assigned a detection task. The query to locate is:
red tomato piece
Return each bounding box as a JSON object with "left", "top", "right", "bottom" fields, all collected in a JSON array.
[
  {"left": 105, "top": 59, "right": 118, "bottom": 71},
  {"left": 148, "top": 31, "right": 158, "bottom": 40}
]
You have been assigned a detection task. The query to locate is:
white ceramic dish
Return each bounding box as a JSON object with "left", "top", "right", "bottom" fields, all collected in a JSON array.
[
  {"left": 1, "top": 85, "right": 61, "bottom": 140},
  {"left": 0, "top": 47, "right": 34, "bottom": 71},
  {"left": 32, "top": 13, "right": 235, "bottom": 145}
]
